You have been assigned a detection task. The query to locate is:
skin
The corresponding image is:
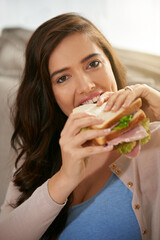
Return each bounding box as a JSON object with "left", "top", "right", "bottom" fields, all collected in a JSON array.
[
  {"left": 49, "top": 33, "right": 117, "bottom": 116},
  {"left": 48, "top": 33, "right": 160, "bottom": 205},
  {"left": 98, "top": 84, "right": 160, "bottom": 120}
]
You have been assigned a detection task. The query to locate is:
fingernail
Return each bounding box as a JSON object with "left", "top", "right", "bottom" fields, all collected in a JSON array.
[
  {"left": 96, "top": 102, "right": 101, "bottom": 107},
  {"left": 87, "top": 113, "right": 96, "bottom": 116},
  {"left": 104, "top": 104, "right": 111, "bottom": 111},
  {"left": 122, "top": 103, "right": 128, "bottom": 108},
  {"left": 104, "top": 145, "right": 113, "bottom": 151},
  {"left": 122, "top": 104, "right": 126, "bottom": 108},
  {"left": 104, "top": 129, "right": 111, "bottom": 134},
  {"left": 97, "top": 99, "right": 103, "bottom": 107},
  {"left": 97, "top": 118, "right": 104, "bottom": 122},
  {"left": 111, "top": 105, "right": 117, "bottom": 111}
]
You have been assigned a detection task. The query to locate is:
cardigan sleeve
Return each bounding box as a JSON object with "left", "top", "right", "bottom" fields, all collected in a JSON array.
[{"left": 0, "top": 177, "right": 66, "bottom": 240}]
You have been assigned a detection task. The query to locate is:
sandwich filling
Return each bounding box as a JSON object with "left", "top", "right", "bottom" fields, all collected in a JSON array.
[
  {"left": 111, "top": 118, "right": 151, "bottom": 157},
  {"left": 112, "top": 114, "right": 134, "bottom": 130}
]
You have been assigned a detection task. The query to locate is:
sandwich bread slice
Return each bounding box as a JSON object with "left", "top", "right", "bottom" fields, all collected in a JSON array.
[{"left": 73, "top": 98, "right": 151, "bottom": 158}]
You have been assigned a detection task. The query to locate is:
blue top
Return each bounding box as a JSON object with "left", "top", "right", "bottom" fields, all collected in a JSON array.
[{"left": 58, "top": 174, "right": 142, "bottom": 240}]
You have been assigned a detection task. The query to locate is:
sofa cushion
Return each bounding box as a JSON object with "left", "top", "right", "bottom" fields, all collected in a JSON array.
[{"left": 0, "top": 28, "right": 32, "bottom": 78}]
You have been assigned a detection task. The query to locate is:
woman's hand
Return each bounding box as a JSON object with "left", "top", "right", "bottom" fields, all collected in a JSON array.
[
  {"left": 48, "top": 112, "right": 112, "bottom": 204},
  {"left": 97, "top": 84, "right": 160, "bottom": 121},
  {"left": 59, "top": 112, "right": 113, "bottom": 185}
]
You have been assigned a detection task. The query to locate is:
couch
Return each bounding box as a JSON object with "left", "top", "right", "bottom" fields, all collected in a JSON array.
[{"left": 0, "top": 28, "right": 32, "bottom": 206}]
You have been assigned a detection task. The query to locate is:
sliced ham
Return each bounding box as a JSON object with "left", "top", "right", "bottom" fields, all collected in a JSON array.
[
  {"left": 125, "top": 141, "right": 141, "bottom": 159},
  {"left": 107, "top": 125, "right": 148, "bottom": 146}
]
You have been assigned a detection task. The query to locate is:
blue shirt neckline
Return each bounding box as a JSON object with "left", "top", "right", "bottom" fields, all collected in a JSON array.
[{"left": 70, "top": 173, "right": 115, "bottom": 210}]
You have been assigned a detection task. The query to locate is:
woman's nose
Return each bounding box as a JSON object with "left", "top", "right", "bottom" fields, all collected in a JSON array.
[{"left": 76, "top": 75, "right": 96, "bottom": 94}]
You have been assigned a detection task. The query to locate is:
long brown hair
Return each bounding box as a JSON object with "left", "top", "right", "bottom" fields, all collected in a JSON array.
[{"left": 11, "top": 13, "right": 127, "bottom": 239}]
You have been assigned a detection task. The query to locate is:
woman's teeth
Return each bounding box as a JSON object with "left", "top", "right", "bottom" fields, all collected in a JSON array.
[{"left": 82, "top": 95, "right": 100, "bottom": 105}]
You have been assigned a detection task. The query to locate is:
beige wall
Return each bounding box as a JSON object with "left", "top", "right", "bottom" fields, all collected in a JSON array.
[{"left": 0, "top": 0, "right": 160, "bottom": 55}]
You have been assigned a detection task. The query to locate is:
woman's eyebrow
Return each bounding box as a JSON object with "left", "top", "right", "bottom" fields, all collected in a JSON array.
[
  {"left": 50, "top": 53, "right": 101, "bottom": 79},
  {"left": 81, "top": 53, "right": 101, "bottom": 63},
  {"left": 50, "top": 67, "right": 69, "bottom": 79}
]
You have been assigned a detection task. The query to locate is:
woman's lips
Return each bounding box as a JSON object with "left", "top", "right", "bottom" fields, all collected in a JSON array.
[
  {"left": 78, "top": 91, "right": 103, "bottom": 106},
  {"left": 81, "top": 95, "right": 100, "bottom": 105}
]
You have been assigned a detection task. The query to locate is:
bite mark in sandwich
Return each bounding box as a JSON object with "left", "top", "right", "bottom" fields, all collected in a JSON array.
[{"left": 72, "top": 98, "right": 151, "bottom": 158}]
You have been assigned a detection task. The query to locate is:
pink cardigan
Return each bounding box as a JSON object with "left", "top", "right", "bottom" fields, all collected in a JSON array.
[{"left": 0, "top": 121, "right": 160, "bottom": 240}]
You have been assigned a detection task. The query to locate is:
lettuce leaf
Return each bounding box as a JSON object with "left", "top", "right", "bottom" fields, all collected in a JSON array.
[
  {"left": 117, "top": 141, "right": 136, "bottom": 154},
  {"left": 80, "top": 127, "right": 89, "bottom": 132},
  {"left": 113, "top": 114, "right": 133, "bottom": 130},
  {"left": 117, "top": 118, "right": 151, "bottom": 154},
  {"left": 139, "top": 118, "right": 151, "bottom": 144},
  {"left": 139, "top": 118, "right": 150, "bottom": 131},
  {"left": 139, "top": 134, "right": 151, "bottom": 145}
]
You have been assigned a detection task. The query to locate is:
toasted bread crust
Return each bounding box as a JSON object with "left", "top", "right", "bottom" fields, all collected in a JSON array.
[
  {"left": 91, "top": 98, "right": 142, "bottom": 129},
  {"left": 95, "top": 109, "right": 146, "bottom": 145}
]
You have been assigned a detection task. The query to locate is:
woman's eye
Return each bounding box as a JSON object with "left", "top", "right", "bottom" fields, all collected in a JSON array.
[
  {"left": 57, "top": 75, "right": 69, "bottom": 84},
  {"left": 88, "top": 60, "right": 100, "bottom": 69}
]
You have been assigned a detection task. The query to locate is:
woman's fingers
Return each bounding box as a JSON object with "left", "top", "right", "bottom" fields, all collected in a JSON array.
[
  {"left": 96, "top": 89, "right": 133, "bottom": 111},
  {"left": 97, "top": 92, "right": 113, "bottom": 106},
  {"left": 79, "top": 144, "right": 113, "bottom": 158},
  {"left": 71, "top": 116, "right": 104, "bottom": 136},
  {"left": 101, "top": 85, "right": 145, "bottom": 112},
  {"left": 120, "top": 85, "right": 142, "bottom": 109},
  {"left": 61, "top": 112, "right": 104, "bottom": 138},
  {"left": 61, "top": 112, "right": 95, "bottom": 136},
  {"left": 73, "top": 128, "right": 111, "bottom": 146},
  {"left": 104, "top": 89, "right": 127, "bottom": 111}
]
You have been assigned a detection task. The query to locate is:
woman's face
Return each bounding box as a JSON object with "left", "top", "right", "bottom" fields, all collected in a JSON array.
[{"left": 49, "top": 33, "right": 117, "bottom": 116}]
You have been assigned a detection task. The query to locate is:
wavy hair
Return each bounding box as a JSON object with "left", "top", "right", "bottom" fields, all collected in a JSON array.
[{"left": 11, "top": 13, "right": 127, "bottom": 239}]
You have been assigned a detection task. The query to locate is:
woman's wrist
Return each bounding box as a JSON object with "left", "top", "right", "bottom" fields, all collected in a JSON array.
[{"left": 47, "top": 170, "right": 77, "bottom": 205}]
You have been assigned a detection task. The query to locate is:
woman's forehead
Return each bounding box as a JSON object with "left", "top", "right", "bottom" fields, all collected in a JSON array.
[{"left": 49, "top": 33, "right": 105, "bottom": 68}]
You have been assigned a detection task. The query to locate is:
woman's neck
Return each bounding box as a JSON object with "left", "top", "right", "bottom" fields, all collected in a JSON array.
[{"left": 71, "top": 150, "right": 121, "bottom": 206}]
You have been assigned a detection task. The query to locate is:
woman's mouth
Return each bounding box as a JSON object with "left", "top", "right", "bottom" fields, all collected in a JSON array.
[{"left": 81, "top": 95, "right": 100, "bottom": 105}]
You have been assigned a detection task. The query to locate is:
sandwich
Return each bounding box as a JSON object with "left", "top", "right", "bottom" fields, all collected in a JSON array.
[{"left": 72, "top": 98, "right": 151, "bottom": 158}]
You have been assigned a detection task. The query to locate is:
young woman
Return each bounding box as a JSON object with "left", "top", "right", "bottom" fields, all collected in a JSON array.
[{"left": 0, "top": 13, "right": 160, "bottom": 240}]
